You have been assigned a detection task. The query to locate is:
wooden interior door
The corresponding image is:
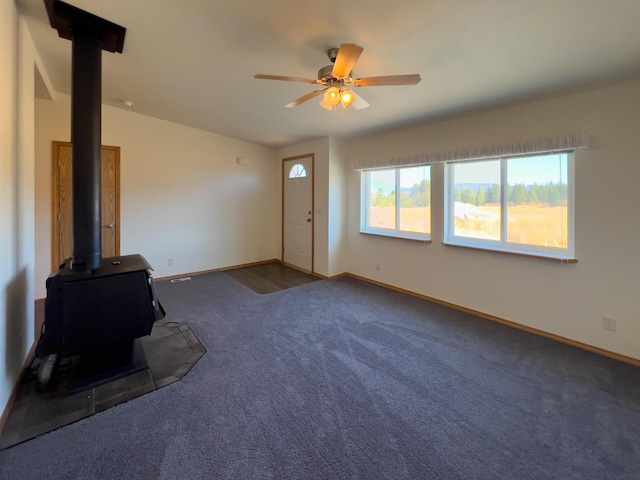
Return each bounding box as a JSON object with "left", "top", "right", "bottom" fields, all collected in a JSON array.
[
  {"left": 52, "top": 141, "right": 121, "bottom": 269},
  {"left": 101, "top": 147, "right": 119, "bottom": 259}
]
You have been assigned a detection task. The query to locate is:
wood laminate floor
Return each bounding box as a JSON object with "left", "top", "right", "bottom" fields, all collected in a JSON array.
[{"left": 224, "top": 262, "right": 320, "bottom": 294}]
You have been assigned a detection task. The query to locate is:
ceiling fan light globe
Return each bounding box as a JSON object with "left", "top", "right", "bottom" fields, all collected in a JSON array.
[
  {"left": 319, "top": 98, "right": 334, "bottom": 111},
  {"left": 324, "top": 87, "right": 341, "bottom": 106},
  {"left": 341, "top": 89, "right": 356, "bottom": 109}
]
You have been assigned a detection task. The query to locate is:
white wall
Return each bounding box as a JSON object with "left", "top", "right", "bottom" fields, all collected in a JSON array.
[
  {"left": 344, "top": 80, "right": 640, "bottom": 360},
  {"left": 1, "top": 5, "right": 40, "bottom": 416},
  {"left": 34, "top": 95, "right": 280, "bottom": 298},
  {"left": 328, "top": 137, "right": 348, "bottom": 277}
]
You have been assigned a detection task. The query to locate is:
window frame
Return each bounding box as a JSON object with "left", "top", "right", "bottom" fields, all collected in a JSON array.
[
  {"left": 444, "top": 152, "right": 576, "bottom": 260},
  {"left": 361, "top": 166, "right": 431, "bottom": 241}
]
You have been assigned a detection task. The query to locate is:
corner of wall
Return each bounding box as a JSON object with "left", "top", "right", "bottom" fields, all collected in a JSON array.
[{"left": 1, "top": 3, "right": 40, "bottom": 424}]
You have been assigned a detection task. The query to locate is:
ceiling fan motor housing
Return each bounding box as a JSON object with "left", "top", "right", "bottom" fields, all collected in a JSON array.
[
  {"left": 318, "top": 65, "right": 335, "bottom": 82},
  {"left": 318, "top": 65, "right": 353, "bottom": 87}
]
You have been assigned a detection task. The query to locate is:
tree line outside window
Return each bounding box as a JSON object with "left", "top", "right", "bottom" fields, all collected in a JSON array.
[
  {"left": 372, "top": 178, "right": 431, "bottom": 208},
  {"left": 454, "top": 181, "right": 567, "bottom": 207}
]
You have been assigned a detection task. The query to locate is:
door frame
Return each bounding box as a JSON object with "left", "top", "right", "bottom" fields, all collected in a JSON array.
[
  {"left": 281, "top": 153, "right": 314, "bottom": 274},
  {"left": 51, "top": 141, "right": 121, "bottom": 270}
]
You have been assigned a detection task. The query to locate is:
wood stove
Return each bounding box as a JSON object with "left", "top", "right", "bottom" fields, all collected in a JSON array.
[{"left": 38, "top": 255, "right": 165, "bottom": 389}]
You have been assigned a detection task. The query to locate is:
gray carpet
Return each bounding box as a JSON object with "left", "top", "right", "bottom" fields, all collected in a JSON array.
[{"left": 1, "top": 273, "right": 639, "bottom": 479}]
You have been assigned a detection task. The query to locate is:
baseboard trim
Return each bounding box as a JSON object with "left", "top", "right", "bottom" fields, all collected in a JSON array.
[
  {"left": 0, "top": 341, "right": 37, "bottom": 436},
  {"left": 155, "top": 259, "right": 336, "bottom": 283},
  {"left": 344, "top": 273, "right": 640, "bottom": 368},
  {"left": 36, "top": 259, "right": 286, "bottom": 294},
  {"left": 279, "top": 261, "right": 321, "bottom": 278},
  {"left": 155, "top": 259, "right": 281, "bottom": 282}
]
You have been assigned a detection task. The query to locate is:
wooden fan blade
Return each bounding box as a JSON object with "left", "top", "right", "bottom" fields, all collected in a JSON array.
[
  {"left": 285, "top": 89, "right": 325, "bottom": 108},
  {"left": 331, "top": 43, "right": 363, "bottom": 79},
  {"left": 254, "top": 74, "right": 319, "bottom": 84},
  {"left": 352, "top": 93, "right": 370, "bottom": 110},
  {"left": 353, "top": 74, "right": 422, "bottom": 87}
]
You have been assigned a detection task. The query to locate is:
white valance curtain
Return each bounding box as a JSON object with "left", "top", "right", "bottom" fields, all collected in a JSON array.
[{"left": 352, "top": 134, "right": 589, "bottom": 171}]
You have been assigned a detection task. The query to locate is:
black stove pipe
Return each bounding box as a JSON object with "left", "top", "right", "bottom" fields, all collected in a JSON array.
[
  {"left": 44, "top": 0, "right": 126, "bottom": 271},
  {"left": 71, "top": 32, "right": 102, "bottom": 271}
]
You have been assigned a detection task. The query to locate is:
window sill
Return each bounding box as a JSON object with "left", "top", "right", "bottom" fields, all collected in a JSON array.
[
  {"left": 442, "top": 241, "right": 577, "bottom": 263},
  {"left": 360, "top": 230, "right": 432, "bottom": 243}
]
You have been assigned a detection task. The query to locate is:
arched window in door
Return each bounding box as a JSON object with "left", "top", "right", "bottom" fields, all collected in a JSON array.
[{"left": 288, "top": 164, "right": 307, "bottom": 178}]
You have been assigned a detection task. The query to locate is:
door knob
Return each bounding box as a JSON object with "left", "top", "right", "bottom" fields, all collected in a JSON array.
[{"left": 103, "top": 224, "right": 114, "bottom": 229}]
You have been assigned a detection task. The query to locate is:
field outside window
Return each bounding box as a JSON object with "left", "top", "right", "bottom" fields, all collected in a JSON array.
[
  {"left": 362, "top": 166, "right": 431, "bottom": 240},
  {"left": 446, "top": 153, "right": 574, "bottom": 258}
]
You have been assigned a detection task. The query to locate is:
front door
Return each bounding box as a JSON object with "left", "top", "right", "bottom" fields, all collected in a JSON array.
[
  {"left": 52, "top": 141, "right": 121, "bottom": 269},
  {"left": 282, "top": 155, "right": 314, "bottom": 273}
]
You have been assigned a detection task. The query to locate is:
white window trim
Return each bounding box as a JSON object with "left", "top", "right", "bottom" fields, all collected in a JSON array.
[
  {"left": 361, "top": 168, "right": 431, "bottom": 242},
  {"left": 444, "top": 153, "right": 575, "bottom": 260}
]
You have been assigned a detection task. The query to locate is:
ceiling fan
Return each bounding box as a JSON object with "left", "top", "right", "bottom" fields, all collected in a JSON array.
[{"left": 254, "top": 43, "right": 421, "bottom": 111}]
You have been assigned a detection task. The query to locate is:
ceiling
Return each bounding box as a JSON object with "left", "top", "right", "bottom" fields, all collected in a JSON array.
[{"left": 17, "top": 0, "right": 640, "bottom": 148}]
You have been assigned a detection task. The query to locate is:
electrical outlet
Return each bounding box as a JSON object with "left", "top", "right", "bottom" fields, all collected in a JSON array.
[
  {"left": 602, "top": 316, "right": 616, "bottom": 332},
  {"left": 375, "top": 262, "right": 381, "bottom": 271},
  {"left": 168, "top": 258, "right": 174, "bottom": 266}
]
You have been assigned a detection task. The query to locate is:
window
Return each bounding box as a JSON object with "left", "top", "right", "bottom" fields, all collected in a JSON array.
[
  {"left": 361, "top": 166, "right": 431, "bottom": 240},
  {"left": 289, "top": 164, "right": 307, "bottom": 178},
  {"left": 445, "top": 153, "right": 574, "bottom": 259}
]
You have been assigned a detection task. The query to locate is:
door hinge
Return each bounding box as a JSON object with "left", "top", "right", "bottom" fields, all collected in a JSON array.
[{"left": 58, "top": 214, "right": 61, "bottom": 222}]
